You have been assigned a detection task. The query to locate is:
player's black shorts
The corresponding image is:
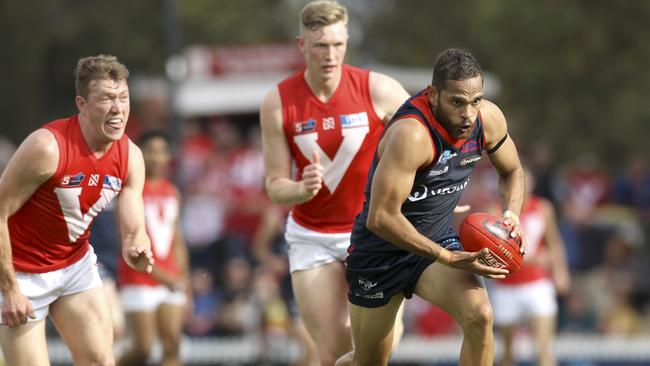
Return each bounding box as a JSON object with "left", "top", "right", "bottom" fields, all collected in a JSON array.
[{"left": 346, "top": 236, "right": 462, "bottom": 308}]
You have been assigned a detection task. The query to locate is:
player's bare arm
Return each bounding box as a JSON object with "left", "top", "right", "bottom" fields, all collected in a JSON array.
[
  {"left": 367, "top": 119, "right": 507, "bottom": 278},
  {"left": 117, "top": 140, "right": 153, "bottom": 273},
  {"left": 260, "top": 88, "right": 324, "bottom": 205},
  {"left": 482, "top": 100, "right": 526, "bottom": 252},
  {"left": 542, "top": 198, "right": 571, "bottom": 295},
  {"left": 0, "top": 129, "right": 58, "bottom": 326},
  {"left": 369, "top": 72, "right": 410, "bottom": 124},
  {"left": 172, "top": 189, "right": 191, "bottom": 294}
]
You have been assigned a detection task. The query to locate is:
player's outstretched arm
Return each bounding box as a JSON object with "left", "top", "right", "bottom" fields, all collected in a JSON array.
[
  {"left": 542, "top": 198, "right": 571, "bottom": 294},
  {"left": 260, "top": 88, "right": 324, "bottom": 205},
  {"left": 117, "top": 140, "right": 153, "bottom": 273},
  {"left": 0, "top": 129, "right": 57, "bottom": 326},
  {"left": 482, "top": 101, "right": 526, "bottom": 253}
]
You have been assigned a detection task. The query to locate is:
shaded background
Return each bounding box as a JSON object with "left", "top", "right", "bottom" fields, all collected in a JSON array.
[
  {"left": 1, "top": 1, "right": 649, "bottom": 365},
  {"left": 2, "top": 0, "right": 650, "bottom": 165}
]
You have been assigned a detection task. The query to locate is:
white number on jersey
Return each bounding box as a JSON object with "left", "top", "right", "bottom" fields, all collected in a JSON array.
[
  {"left": 54, "top": 187, "right": 119, "bottom": 243},
  {"left": 294, "top": 126, "right": 369, "bottom": 192}
]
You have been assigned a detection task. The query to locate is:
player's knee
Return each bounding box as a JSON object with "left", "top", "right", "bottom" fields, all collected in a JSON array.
[
  {"left": 462, "top": 302, "right": 493, "bottom": 332},
  {"left": 122, "top": 347, "right": 150, "bottom": 365},
  {"left": 161, "top": 341, "right": 181, "bottom": 359},
  {"left": 319, "top": 354, "right": 338, "bottom": 366},
  {"left": 334, "top": 351, "right": 354, "bottom": 366},
  {"left": 354, "top": 353, "right": 390, "bottom": 366},
  {"left": 86, "top": 353, "right": 115, "bottom": 366}
]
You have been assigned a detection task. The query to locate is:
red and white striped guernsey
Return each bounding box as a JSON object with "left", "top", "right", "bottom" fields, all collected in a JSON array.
[{"left": 279, "top": 65, "right": 384, "bottom": 233}]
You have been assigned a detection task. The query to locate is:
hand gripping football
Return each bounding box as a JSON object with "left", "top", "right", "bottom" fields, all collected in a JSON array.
[{"left": 459, "top": 213, "right": 523, "bottom": 273}]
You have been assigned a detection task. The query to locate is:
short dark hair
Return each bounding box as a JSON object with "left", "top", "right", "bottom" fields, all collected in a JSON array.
[
  {"left": 138, "top": 130, "right": 171, "bottom": 147},
  {"left": 432, "top": 48, "right": 482, "bottom": 89}
]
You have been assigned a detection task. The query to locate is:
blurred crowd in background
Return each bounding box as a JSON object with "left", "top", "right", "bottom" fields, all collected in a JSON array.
[
  {"left": 3, "top": 102, "right": 646, "bottom": 344},
  {"left": 1, "top": 3, "right": 649, "bottom": 366}
]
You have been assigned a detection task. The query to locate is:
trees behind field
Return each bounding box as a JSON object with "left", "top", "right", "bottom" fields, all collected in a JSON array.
[{"left": 1, "top": 0, "right": 648, "bottom": 167}]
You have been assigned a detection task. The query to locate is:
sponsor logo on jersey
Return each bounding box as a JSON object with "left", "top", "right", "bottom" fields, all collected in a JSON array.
[
  {"left": 407, "top": 179, "right": 469, "bottom": 202},
  {"left": 460, "top": 155, "right": 482, "bottom": 166},
  {"left": 340, "top": 112, "right": 369, "bottom": 128},
  {"left": 429, "top": 166, "right": 449, "bottom": 177},
  {"left": 61, "top": 173, "right": 85, "bottom": 187},
  {"left": 88, "top": 174, "right": 100, "bottom": 186},
  {"left": 103, "top": 175, "right": 123, "bottom": 191},
  {"left": 294, "top": 119, "right": 316, "bottom": 134},
  {"left": 438, "top": 150, "right": 457, "bottom": 164},
  {"left": 322, "top": 116, "right": 336, "bottom": 130}
]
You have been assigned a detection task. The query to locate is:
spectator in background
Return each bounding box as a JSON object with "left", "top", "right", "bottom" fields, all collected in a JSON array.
[
  {"left": 180, "top": 118, "right": 252, "bottom": 275},
  {"left": 578, "top": 229, "right": 646, "bottom": 336},
  {"left": 612, "top": 153, "right": 650, "bottom": 221},
  {"left": 215, "top": 257, "right": 259, "bottom": 336},
  {"left": 528, "top": 141, "right": 560, "bottom": 205},
  {"left": 488, "top": 167, "right": 571, "bottom": 366},
  {"left": 557, "top": 153, "right": 610, "bottom": 225},
  {"left": 185, "top": 267, "right": 220, "bottom": 337},
  {"left": 118, "top": 131, "right": 191, "bottom": 366}
]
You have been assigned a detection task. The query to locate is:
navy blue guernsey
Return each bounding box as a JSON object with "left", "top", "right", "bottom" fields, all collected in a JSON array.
[{"left": 351, "top": 90, "right": 486, "bottom": 252}]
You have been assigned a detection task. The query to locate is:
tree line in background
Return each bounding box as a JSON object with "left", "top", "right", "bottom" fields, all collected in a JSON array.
[{"left": 1, "top": 0, "right": 647, "bottom": 168}]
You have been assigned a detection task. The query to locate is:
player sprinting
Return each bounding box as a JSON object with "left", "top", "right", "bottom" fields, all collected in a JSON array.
[{"left": 341, "top": 48, "right": 525, "bottom": 366}]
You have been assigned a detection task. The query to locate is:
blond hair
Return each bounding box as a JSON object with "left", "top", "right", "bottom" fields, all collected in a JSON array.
[
  {"left": 299, "top": 0, "right": 348, "bottom": 34},
  {"left": 74, "top": 55, "right": 129, "bottom": 98}
]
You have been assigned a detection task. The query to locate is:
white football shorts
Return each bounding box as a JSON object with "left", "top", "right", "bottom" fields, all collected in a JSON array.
[
  {"left": 284, "top": 214, "right": 350, "bottom": 273},
  {"left": 0, "top": 246, "right": 102, "bottom": 323},
  {"left": 120, "top": 285, "right": 186, "bottom": 313},
  {"left": 488, "top": 277, "right": 558, "bottom": 326}
]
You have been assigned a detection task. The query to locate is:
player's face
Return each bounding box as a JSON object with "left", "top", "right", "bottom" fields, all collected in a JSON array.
[
  {"left": 298, "top": 21, "right": 348, "bottom": 81},
  {"left": 429, "top": 76, "right": 484, "bottom": 140},
  {"left": 77, "top": 78, "right": 130, "bottom": 144},
  {"left": 142, "top": 137, "right": 171, "bottom": 178}
]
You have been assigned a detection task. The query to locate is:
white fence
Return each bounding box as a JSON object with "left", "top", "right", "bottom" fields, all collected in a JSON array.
[{"left": 42, "top": 334, "right": 650, "bottom": 365}]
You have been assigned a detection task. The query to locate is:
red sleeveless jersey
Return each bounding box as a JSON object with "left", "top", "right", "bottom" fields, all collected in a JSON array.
[
  {"left": 9, "top": 116, "right": 129, "bottom": 273},
  {"left": 119, "top": 179, "right": 180, "bottom": 286},
  {"left": 279, "top": 65, "right": 384, "bottom": 233},
  {"left": 498, "top": 196, "right": 551, "bottom": 284}
]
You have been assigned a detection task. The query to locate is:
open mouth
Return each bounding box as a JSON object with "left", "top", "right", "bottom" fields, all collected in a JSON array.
[{"left": 106, "top": 118, "right": 124, "bottom": 130}]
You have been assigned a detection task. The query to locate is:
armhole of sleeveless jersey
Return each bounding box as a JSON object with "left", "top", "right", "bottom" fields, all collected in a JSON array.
[
  {"left": 363, "top": 70, "right": 383, "bottom": 125},
  {"left": 478, "top": 111, "right": 487, "bottom": 151},
  {"left": 276, "top": 83, "right": 292, "bottom": 147},
  {"left": 122, "top": 136, "right": 131, "bottom": 182},
  {"left": 43, "top": 126, "right": 66, "bottom": 180}
]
